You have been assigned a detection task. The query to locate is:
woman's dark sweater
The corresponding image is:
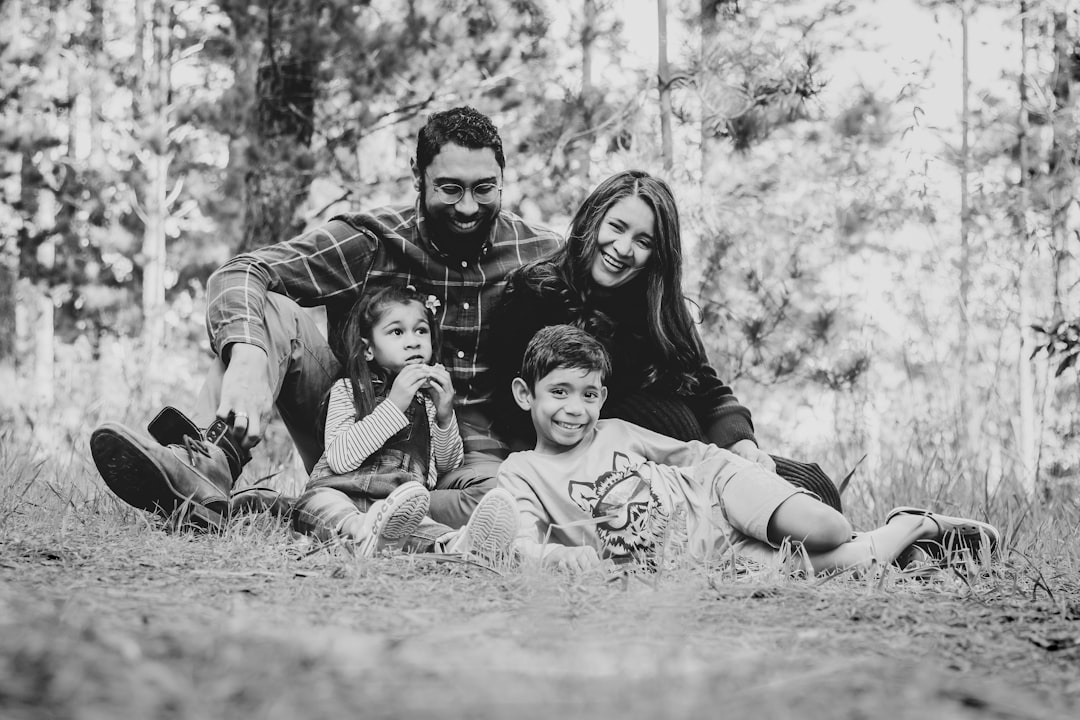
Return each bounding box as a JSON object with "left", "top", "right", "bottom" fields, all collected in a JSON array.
[{"left": 487, "top": 266, "right": 757, "bottom": 450}]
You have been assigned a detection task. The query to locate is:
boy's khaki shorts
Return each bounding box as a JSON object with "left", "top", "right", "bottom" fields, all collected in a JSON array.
[{"left": 717, "top": 464, "right": 808, "bottom": 554}]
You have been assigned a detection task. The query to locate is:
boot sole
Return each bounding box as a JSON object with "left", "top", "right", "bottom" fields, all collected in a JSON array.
[{"left": 90, "top": 424, "right": 227, "bottom": 530}]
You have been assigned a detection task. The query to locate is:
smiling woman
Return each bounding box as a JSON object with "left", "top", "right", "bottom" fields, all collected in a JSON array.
[
  {"left": 589, "top": 195, "right": 655, "bottom": 289},
  {"left": 487, "top": 170, "right": 842, "bottom": 510}
]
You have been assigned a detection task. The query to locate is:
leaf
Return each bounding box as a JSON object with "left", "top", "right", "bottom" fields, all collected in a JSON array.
[{"left": 1055, "top": 351, "right": 1078, "bottom": 377}]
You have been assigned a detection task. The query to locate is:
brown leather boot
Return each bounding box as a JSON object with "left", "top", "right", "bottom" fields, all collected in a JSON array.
[{"left": 90, "top": 416, "right": 240, "bottom": 531}]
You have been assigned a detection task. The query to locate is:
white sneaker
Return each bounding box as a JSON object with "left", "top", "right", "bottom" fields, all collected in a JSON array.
[
  {"left": 357, "top": 482, "right": 430, "bottom": 558},
  {"left": 445, "top": 488, "right": 518, "bottom": 564}
]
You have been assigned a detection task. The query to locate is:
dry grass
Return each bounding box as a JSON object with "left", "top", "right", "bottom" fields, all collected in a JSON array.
[
  {"left": 2, "top": 428, "right": 1079, "bottom": 720},
  {"left": 2, "top": 336, "right": 1080, "bottom": 718}
]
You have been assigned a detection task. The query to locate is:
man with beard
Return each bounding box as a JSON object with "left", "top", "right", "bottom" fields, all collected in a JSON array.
[{"left": 90, "top": 107, "right": 561, "bottom": 531}]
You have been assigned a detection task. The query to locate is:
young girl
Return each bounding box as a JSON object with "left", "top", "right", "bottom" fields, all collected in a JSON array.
[{"left": 293, "top": 284, "right": 517, "bottom": 559}]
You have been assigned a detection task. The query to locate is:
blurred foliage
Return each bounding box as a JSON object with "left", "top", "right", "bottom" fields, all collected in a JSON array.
[{"left": 5, "top": 0, "right": 1080, "bottom": 498}]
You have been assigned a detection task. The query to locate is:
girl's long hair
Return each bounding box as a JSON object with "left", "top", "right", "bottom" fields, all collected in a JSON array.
[
  {"left": 516, "top": 170, "right": 704, "bottom": 391},
  {"left": 338, "top": 284, "right": 442, "bottom": 419}
]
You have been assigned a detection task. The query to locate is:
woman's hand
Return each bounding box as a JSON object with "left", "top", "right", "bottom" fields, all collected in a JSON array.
[
  {"left": 387, "top": 364, "right": 431, "bottom": 414},
  {"left": 726, "top": 439, "right": 777, "bottom": 473},
  {"left": 424, "top": 363, "right": 456, "bottom": 426}
]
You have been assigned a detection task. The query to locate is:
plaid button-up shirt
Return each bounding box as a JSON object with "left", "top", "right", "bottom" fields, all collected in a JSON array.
[{"left": 205, "top": 202, "right": 561, "bottom": 450}]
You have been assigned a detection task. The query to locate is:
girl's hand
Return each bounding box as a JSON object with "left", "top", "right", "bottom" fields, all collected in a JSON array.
[
  {"left": 388, "top": 364, "right": 430, "bottom": 413},
  {"left": 424, "top": 363, "right": 456, "bottom": 425}
]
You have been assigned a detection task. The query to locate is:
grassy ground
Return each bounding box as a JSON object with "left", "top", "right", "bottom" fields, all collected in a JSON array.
[{"left": 2, "top": 428, "right": 1080, "bottom": 720}]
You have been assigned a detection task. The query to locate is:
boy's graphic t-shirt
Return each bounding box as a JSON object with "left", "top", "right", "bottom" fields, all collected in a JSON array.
[{"left": 497, "top": 419, "right": 757, "bottom": 563}]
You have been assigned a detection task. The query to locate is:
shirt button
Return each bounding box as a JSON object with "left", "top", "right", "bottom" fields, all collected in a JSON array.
[
  {"left": 457, "top": 350, "right": 465, "bottom": 359},
  {"left": 463, "top": 302, "right": 470, "bottom": 310},
  {"left": 460, "top": 260, "right": 468, "bottom": 268}
]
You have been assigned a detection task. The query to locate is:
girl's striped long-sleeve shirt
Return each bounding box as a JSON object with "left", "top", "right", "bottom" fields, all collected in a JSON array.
[{"left": 321, "top": 377, "right": 463, "bottom": 488}]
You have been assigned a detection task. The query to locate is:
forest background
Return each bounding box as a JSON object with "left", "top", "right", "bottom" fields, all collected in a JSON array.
[{"left": 2, "top": 0, "right": 1080, "bottom": 513}]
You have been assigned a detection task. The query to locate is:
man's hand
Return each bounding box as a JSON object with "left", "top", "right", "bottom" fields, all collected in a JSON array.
[
  {"left": 424, "top": 363, "right": 456, "bottom": 426},
  {"left": 543, "top": 545, "right": 602, "bottom": 573},
  {"left": 216, "top": 343, "right": 273, "bottom": 450},
  {"left": 726, "top": 438, "right": 777, "bottom": 473}
]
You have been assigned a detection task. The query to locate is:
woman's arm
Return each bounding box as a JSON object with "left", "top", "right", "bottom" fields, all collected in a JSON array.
[
  {"left": 689, "top": 363, "right": 757, "bottom": 447},
  {"left": 690, "top": 365, "right": 775, "bottom": 470}
]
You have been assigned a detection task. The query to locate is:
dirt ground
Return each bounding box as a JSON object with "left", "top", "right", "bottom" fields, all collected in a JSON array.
[{"left": 1, "top": 504, "right": 1078, "bottom": 720}]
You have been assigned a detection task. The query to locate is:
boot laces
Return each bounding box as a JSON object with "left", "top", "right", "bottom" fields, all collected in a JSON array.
[{"left": 182, "top": 435, "right": 213, "bottom": 465}]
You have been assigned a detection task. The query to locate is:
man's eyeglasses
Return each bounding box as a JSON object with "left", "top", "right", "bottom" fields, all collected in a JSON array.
[{"left": 432, "top": 182, "right": 502, "bottom": 205}]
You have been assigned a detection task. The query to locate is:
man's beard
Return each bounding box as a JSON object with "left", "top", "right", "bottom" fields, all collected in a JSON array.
[{"left": 420, "top": 189, "right": 496, "bottom": 258}]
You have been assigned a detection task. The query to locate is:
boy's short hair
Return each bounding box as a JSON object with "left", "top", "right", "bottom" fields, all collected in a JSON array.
[{"left": 519, "top": 325, "right": 611, "bottom": 388}]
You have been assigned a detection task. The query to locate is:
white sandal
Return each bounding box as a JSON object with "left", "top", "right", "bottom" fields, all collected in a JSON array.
[{"left": 886, "top": 506, "right": 1000, "bottom": 556}]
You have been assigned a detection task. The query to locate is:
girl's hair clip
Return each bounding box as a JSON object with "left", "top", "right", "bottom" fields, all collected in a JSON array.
[{"left": 425, "top": 294, "right": 441, "bottom": 313}]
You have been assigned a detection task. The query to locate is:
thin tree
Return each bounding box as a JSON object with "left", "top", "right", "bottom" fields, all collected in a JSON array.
[
  {"left": 657, "top": 0, "right": 674, "bottom": 172},
  {"left": 577, "top": 0, "right": 598, "bottom": 179},
  {"left": 1048, "top": 9, "right": 1078, "bottom": 322},
  {"left": 699, "top": 0, "right": 720, "bottom": 181},
  {"left": 958, "top": 0, "right": 972, "bottom": 397},
  {"left": 235, "top": 0, "right": 321, "bottom": 253},
  {"left": 1016, "top": 0, "right": 1037, "bottom": 495},
  {"left": 0, "top": 0, "right": 17, "bottom": 417},
  {"left": 133, "top": 0, "right": 175, "bottom": 349}
]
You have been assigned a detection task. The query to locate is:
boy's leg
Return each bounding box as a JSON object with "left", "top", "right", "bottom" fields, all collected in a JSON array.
[
  {"left": 801, "top": 514, "right": 930, "bottom": 575},
  {"left": 427, "top": 450, "right": 503, "bottom": 528},
  {"left": 428, "top": 410, "right": 508, "bottom": 528},
  {"left": 439, "top": 487, "right": 518, "bottom": 563},
  {"left": 724, "top": 469, "right": 924, "bottom": 575},
  {"left": 713, "top": 464, "right": 999, "bottom": 576},
  {"left": 709, "top": 463, "right": 852, "bottom": 571},
  {"left": 766, "top": 493, "right": 853, "bottom": 552},
  {"left": 767, "top": 507, "right": 997, "bottom": 576}
]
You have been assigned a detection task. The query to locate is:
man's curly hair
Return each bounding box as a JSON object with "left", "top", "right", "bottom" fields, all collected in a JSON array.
[{"left": 415, "top": 106, "right": 505, "bottom": 173}]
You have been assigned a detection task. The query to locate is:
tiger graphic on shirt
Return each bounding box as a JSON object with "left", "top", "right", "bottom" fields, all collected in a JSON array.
[{"left": 567, "top": 451, "right": 675, "bottom": 568}]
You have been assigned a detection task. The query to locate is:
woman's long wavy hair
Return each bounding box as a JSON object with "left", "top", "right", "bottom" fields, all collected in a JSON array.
[
  {"left": 338, "top": 284, "right": 442, "bottom": 419},
  {"left": 518, "top": 170, "right": 704, "bottom": 391}
]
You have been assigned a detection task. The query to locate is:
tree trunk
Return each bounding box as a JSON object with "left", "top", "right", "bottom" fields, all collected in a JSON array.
[
  {"left": 88, "top": 0, "right": 106, "bottom": 168},
  {"left": 30, "top": 282, "right": 54, "bottom": 408},
  {"left": 576, "top": 0, "right": 597, "bottom": 180},
  {"left": 0, "top": 0, "right": 18, "bottom": 410},
  {"left": 958, "top": 1, "right": 975, "bottom": 465},
  {"left": 657, "top": 0, "right": 674, "bottom": 173},
  {"left": 237, "top": 3, "right": 319, "bottom": 254},
  {"left": 1016, "top": 0, "right": 1037, "bottom": 496},
  {"left": 1049, "top": 10, "right": 1077, "bottom": 322},
  {"left": 137, "top": 0, "right": 173, "bottom": 349},
  {"left": 0, "top": 239, "right": 15, "bottom": 422},
  {"left": 699, "top": 0, "right": 719, "bottom": 183}
]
